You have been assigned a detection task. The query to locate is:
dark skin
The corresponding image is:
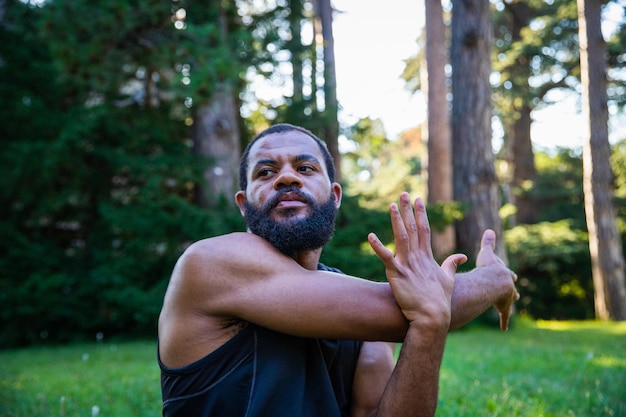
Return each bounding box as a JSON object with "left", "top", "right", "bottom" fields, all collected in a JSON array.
[{"left": 158, "top": 130, "right": 519, "bottom": 417}]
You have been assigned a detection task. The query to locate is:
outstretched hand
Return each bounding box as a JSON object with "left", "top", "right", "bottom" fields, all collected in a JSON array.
[
  {"left": 475, "top": 229, "right": 520, "bottom": 331},
  {"left": 367, "top": 193, "right": 467, "bottom": 328}
]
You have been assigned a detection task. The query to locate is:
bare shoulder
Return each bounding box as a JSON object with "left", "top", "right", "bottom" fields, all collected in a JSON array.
[
  {"left": 158, "top": 232, "right": 292, "bottom": 367},
  {"left": 175, "top": 232, "right": 300, "bottom": 287},
  {"left": 163, "top": 232, "right": 304, "bottom": 317},
  {"left": 184, "top": 231, "right": 282, "bottom": 262}
]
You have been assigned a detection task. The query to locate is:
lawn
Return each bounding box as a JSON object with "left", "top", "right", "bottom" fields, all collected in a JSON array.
[
  {"left": 439, "top": 319, "right": 626, "bottom": 416},
  {"left": 1, "top": 319, "right": 624, "bottom": 417}
]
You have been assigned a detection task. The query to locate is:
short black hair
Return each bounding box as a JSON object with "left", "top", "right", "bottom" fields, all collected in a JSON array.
[{"left": 238, "top": 123, "right": 336, "bottom": 191}]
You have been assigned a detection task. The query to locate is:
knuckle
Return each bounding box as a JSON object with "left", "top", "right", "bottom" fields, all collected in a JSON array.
[{"left": 397, "top": 231, "right": 410, "bottom": 244}]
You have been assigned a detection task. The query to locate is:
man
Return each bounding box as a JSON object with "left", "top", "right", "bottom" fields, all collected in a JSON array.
[{"left": 158, "top": 123, "right": 519, "bottom": 417}]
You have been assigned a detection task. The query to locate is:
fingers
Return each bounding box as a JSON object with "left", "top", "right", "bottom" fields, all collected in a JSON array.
[
  {"left": 396, "top": 193, "right": 435, "bottom": 260},
  {"left": 441, "top": 254, "right": 468, "bottom": 276},
  {"left": 368, "top": 232, "right": 395, "bottom": 268},
  {"left": 499, "top": 308, "right": 511, "bottom": 332},
  {"left": 399, "top": 193, "right": 420, "bottom": 253},
  {"left": 391, "top": 193, "right": 429, "bottom": 261},
  {"left": 390, "top": 200, "right": 410, "bottom": 261},
  {"left": 476, "top": 229, "right": 506, "bottom": 268},
  {"left": 371, "top": 192, "right": 436, "bottom": 268},
  {"left": 413, "top": 197, "right": 434, "bottom": 258}
]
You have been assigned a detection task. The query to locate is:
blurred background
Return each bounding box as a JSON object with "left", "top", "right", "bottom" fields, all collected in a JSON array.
[{"left": 1, "top": 0, "right": 625, "bottom": 348}]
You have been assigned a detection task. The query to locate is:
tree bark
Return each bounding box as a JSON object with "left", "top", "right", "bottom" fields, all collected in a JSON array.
[
  {"left": 424, "top": 0, "right": 455, "bottom": 258},
  {"left": 289, "top": 0, "right": 304, "bottom": 104},
  {"left": 314, "top": 0, "right": 341, "bottom": 182},
  {"left": 511, "top": 104, "right": 538, "bottom": 224},
  {"left": 499, "top": 1, "right": 538, "bottom": 225},
  {"left": 193, "top": 89, "right": 241, "bottom": 207},
  {"left": 578, "top": 0, "right": 626, "bottom": 320},
  {"left": 451, "top": 0, "right": 505, "bottom": 260},
  {"left": 191, "top": 4, "right": 241, "bottom": 208}
]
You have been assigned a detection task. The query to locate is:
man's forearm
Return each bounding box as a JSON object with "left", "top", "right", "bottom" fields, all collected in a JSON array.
[
  {"left": 449, "top": 264, "right": 514, "bottom": 330},
  {"left": 376, "top": 323, "right": 448, "bottom": 417}
]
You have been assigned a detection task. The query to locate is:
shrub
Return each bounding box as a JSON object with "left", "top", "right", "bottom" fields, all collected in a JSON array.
[{"left": 504, "top": 221, "right": 593, "bottom": 319}]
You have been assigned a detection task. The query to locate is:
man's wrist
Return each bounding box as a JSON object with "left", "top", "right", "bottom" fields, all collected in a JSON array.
[{"left": 406, "top": 311, "right": 451, "bottom": 335}]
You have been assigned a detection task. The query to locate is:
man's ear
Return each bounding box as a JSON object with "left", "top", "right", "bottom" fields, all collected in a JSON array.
[
  {"left": 235, "top": 191, "right": 246, "bottom": 216},
  {"left": 331, "top": 182, "right": 342, "bottom": 209}
]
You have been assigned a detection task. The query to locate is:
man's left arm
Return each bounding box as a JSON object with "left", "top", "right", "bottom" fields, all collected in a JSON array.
[
  {"left": 351, "top": 342, "right": 395, "bottom": 417},
  {"left": 449, "top": 230, "right": 519, "bottom": 331}
]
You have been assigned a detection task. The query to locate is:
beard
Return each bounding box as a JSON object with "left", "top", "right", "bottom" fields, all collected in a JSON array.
[{"left": 243, "top": 187, "right": 337, "bottom": 257}]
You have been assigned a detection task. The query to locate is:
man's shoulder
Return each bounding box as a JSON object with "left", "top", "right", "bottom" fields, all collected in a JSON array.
[
  {"left": 177, "top": 232, "right": 294, "bottom": 282},
  {"left": 166, "top": 232, "right": 289, "bottom": 316},
  {"left": 183, "top": 232, "right": 274, "bottom": 261}
]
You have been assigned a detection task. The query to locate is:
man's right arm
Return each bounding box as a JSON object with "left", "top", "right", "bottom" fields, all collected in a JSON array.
[
  {"left": 165, "top": 230, "right": 516, "bottom": 344},
  {"left": 171, "top": 232, "right": 409, "bottom": 342}
]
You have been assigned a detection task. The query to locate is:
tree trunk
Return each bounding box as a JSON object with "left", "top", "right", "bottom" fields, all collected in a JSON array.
[
  {"left": 193, "top": 89, "right": 241, "bottom": 207},
  {"left": 289, "top": 0, "right": 304, "bottom": 104},
  {"left": 424, "top": 0, "right": 455, "bottom": 258},
  {"left": 499, "top": 1, "right": 537, "bottom": 226},
  {"left": 192, "top": 4, "right": 241, "bottom": 208},
  {"left": 578, "top": 0, "right": 626, "bottom": 320},
  {"left": 511, "top": 104, "right": 539, "bottom": 224},
  {"left": 314, "top": 0, "right": 341, "bottom": 182},
  {"left": 451, "top": 0, "right": 505, "bottom": 260}
]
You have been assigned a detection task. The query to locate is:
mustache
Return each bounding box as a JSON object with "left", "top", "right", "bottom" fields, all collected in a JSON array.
[{"left": 263, "top": 187, "right": 315, "bottom": 211}]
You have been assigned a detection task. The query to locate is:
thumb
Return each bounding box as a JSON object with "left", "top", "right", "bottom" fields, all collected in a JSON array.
[
  {"left": 441, "top": 254, "right": 468, "bottom": 276},
  {"left": 480, "top": 229, "right": 496, "bottom": 251}
]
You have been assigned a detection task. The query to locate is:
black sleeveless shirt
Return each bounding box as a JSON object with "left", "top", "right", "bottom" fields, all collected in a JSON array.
[{"left": 159, "top": 264, "right": 363, "bottom": 417}]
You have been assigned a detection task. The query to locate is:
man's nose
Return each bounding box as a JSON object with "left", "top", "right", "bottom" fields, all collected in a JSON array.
[{"left": 273, "top": 167, "right": 302, "bottom": 189}]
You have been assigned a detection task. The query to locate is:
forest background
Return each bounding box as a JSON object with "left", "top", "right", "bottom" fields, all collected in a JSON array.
[{"left": 1, "top": 0, "right": 626, "bottom": 348}]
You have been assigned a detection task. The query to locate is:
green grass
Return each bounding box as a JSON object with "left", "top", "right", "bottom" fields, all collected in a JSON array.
[
  {"left": 439, "top": 319, "right": 626, "bottom": 416},
  {"left": 0, "top": 320, "right": 624, "bottom": 417},
  {"left": 0, "top": 341, "right": 160, "bottom": 417}
]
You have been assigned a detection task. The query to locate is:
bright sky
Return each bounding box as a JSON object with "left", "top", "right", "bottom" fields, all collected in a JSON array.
[
  {"left": 332, "top": 0, "right": 426, "bottom": 140},
  {"left": 331, "top": 1, "right": 625, "bottom": 149}
]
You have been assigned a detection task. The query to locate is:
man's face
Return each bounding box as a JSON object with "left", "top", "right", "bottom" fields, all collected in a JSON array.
[{"left": 235, "top": 131, "right": 342, "bottom": 256}]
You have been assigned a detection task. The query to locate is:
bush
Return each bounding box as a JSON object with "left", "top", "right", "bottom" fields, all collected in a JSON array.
[{"left": 504, "top": 221, "right": 594, "bottom": 319}]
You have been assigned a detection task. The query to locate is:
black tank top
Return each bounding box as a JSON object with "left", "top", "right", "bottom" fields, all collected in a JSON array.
[{"left": 159, "top": 265, "right": 363, "bottom": 417}]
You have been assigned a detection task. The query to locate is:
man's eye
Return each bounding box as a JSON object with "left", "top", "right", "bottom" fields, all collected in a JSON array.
[
  {"left": 258, "top": 169, "right": 274, "bottom": 177},
  {"left": 299, "top": 165, "right": 314, "bottom": 173}
]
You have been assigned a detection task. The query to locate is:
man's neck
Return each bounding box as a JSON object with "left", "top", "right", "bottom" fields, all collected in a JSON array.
[{"left": 292, "top": 247, "right": 323, "bottom": 271}]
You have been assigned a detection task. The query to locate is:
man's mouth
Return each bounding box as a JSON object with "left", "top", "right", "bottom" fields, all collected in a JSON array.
[
  {"left": 275, "top": 200, "right": 307, "bottom": 209},
  {"left": 272, "top": 191, "right": 310, "bottom": 210}
]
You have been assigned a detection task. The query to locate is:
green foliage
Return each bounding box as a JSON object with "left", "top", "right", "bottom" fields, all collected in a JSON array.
[
  {"left": 321, "top": 194, "right": 390, "bottom": 281},
  {"left": 0, "top": 102, "right": 246, "bottom": 346},
  {"left": 505, "top": 221, "right": 593, "bottom": 319},
  {"left": 492, "top": 0, "right": 580, "bottom": 128},
  {"left": 341, "top": 118, "right": 426, "bottom": 208},
  {"left": 612, "top": 139, "right": 626, "bottom": 200},
  {"left": 527, "top": 147, "right": 586, "bottom": 227},
  {"left": 0, "top": 0, "right": 247, "bottom": 347},
  {"left": 501, "top": 143, "right": 626, "bottom": 321}
]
